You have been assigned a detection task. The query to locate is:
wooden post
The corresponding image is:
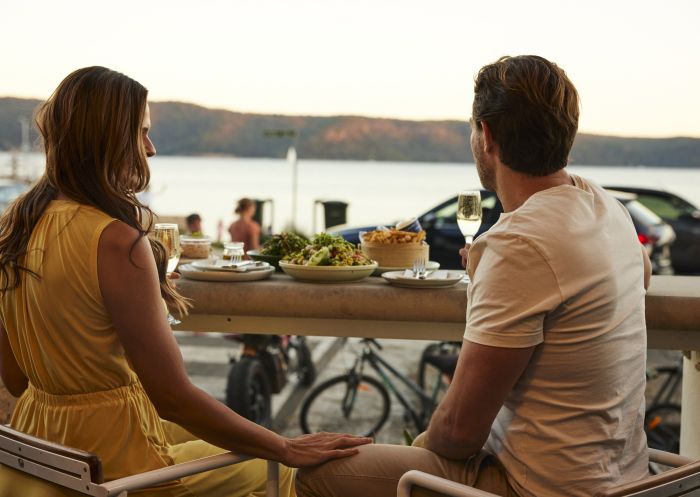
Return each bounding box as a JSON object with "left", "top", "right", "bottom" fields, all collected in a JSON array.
[{"left": 681, "top": 351, "right": 700, "bottom": 458}]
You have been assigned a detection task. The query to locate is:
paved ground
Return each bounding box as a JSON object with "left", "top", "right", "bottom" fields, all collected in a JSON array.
[{"left": 176, "top": 332, "right": 683, "bottom": 446}]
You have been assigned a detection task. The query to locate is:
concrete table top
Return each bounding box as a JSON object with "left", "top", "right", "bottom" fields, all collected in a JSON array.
[{"left": 175, "top": 275, "right": 700, "bottom": 348}]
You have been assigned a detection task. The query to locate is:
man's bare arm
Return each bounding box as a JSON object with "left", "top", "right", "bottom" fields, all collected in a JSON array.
[
  {"left": 424, "top": 339, "right": 534, "bottom": 460},
  {"left": 642, "top": 245, "right": 651, "bottom": 290}
]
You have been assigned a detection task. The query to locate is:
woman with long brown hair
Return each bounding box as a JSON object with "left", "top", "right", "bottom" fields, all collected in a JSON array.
[{"left": 0, "top": 66, "right": 369, "bottom": 496}]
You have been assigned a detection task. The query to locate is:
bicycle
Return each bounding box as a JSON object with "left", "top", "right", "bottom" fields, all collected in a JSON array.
[
  {"left": 420, "top": 342, "right": 685, "bottom": 456},
  {"left": 645, "top": 361, "right": 682, "bottom": 454},
  {"left": 226, "top": 334, "right": 315, "bottom": 428},
  {"left": 299, "top": 338, "right": 442, "bottom": 438},
  {"left": 417, "top": 341, "right": 460, "bottom": 401}
]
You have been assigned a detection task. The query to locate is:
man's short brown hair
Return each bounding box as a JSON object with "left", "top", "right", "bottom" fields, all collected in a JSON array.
[{"left": 472, "top": 55, "right": 579, "bottom": 176}]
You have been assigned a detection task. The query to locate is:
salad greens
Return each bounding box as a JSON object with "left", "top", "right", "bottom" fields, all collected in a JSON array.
[
  {"left": 284, "top": 233, "right": 373, "bottom": 266},
  {"left": 260, "top": 232, "right": 309, "bottom": 257}
]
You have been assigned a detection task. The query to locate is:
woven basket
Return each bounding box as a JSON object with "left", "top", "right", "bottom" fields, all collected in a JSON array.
[{"left": 361, "top": 242, "right": 429, "bottom": 268}]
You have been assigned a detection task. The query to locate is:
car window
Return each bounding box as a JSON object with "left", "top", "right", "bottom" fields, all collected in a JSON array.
[
  {"left": 480, "top": 194, "right": 498, "bottom": 224},
  {"left": 635, "top": 193, "right": 696, "bottom": 220},
  {"left": 434, "top": 193, "right": 497, "bottom": 228},
  {"left": 624, "top": 199, "right": 663, "bottom": 227},
  {"left": 433, "top": 201, "right": 458, "bottom": 225}
]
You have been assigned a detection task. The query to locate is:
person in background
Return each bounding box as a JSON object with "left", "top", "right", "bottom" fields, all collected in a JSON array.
[
  {"left": 0, "top": 66, "right": 370, "bottom": 497},
  {"left": 228, "top": 197, "right": 261, "bottom": 252},
  {"left": 297, "top": 55, "right": 651, "bottom": 497},
  {"left": 186, "top": 213, "right": 203, "bottom": 235}
]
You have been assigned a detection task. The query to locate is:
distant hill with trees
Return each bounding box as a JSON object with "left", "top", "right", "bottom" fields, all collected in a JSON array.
[{"left": 1, "top": 97, "right": 698, "bottom": 167}]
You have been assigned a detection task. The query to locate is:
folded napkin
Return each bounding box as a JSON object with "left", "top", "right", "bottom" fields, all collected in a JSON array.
[
  {"left": 213, "top": 259, "right": 251, "bottom": 268},
  {"left": 213, "top": 260, "right": 269, "bottom": 272}
]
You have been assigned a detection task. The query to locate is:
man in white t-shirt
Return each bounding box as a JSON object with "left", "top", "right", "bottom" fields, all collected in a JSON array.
[{"left": 297, "top": 55, "right": 651, "bottom": 497}]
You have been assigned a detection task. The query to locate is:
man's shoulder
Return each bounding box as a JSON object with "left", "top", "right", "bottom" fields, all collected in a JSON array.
[
  {"left": 476, "top": 211, "right": 544, "bottom": 253},
  {"left": 470, "top": 228, "right": 551, "bottom": 274},
  {"left": 490, "top": 177, "right": 612, "bottom": 242}
]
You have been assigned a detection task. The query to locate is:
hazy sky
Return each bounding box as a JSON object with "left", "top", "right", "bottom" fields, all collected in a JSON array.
[{"left": 1, "top": 0, "right": 699, "bottom": 137}]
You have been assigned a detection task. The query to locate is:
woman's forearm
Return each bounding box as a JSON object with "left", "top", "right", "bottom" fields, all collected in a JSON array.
[{"left": 159, "top": 383, "right": 289, "bottom": 462}]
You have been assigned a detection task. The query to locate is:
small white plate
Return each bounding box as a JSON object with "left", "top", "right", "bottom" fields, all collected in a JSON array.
[
  {"left": 373, "top": 260, "right": 440, "bottom": 276},
  {"left": 382, "top": 270, "right": 465, "bottom": 289},
  {"left": 191, "top": 259, "right": 270, "bottom": 272},
  {"left": 180, "top": 264, "right": 274, "bottom": 282},
  {"left": 279, "top": 261, "right": 378, "bottom": 283}
]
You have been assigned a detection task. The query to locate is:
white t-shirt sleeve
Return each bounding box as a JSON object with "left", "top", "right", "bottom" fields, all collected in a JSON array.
[{"left": 465, "top": 233, "right": 562, "bottom": 348}]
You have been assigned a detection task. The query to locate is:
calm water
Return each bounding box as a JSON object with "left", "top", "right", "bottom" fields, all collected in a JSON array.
[{"left": 3, "top": 152, "right": 700, "bottom": 237}]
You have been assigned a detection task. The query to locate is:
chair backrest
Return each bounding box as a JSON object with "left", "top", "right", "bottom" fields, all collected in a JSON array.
[
  {"left": 0, "top": 424, "right": 103, "bottom": 493},
  {"left": 598, "top": 461, "right": 700, "bottom": 496}
]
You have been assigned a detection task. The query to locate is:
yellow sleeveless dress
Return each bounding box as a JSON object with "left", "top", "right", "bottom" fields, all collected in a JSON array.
[{"left": 0, "top": 200, "right": 296, "bottom": 496}]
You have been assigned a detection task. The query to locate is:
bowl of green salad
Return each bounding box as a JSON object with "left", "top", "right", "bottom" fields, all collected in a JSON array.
[
  {"left": 248, "top": 232, "right": 309, "bottom": 270},
  {"left": 279, "top": 233, "right": 378, "bottom": 283}
]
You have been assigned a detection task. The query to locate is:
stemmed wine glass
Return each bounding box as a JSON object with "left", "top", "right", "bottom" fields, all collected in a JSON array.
[
  {"left": 153, "top": 223, "right": 182, "bottom": 326},
  {"left": 457, "top": 190, "right": 482, "bottom": 280}
]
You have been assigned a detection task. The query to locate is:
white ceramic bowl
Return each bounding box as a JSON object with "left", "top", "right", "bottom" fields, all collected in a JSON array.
[{"left": 279, "top": 261, "right": 378, "bottom": 283}]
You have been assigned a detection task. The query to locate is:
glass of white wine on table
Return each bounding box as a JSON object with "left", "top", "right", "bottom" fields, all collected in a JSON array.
[
  {"left": 153, "top": 223, "right": 182, "bottom": 326},
  {"left": 457, "top": 190, "right": 482, "bottom": 281}
]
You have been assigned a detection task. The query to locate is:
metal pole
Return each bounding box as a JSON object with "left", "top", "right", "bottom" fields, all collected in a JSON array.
[
  {"left": 312, "top": 200, "right": 322, "bottom": 234},
  {"left": 681, "top": 351, "right": 700, "bottom": 458},
  {"left": 266, "top": 461, "right": 280, "bottom": 497},
  {"left": 18, "top": 116, "right": 30, "bottom": 153},
  {"left": 287, "top": 146, "right": 298, "bottom": 231}
]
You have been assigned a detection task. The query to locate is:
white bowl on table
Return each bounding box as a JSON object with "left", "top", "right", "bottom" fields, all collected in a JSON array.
[{"left": 279, "top": 261, "right": 378, "bottom": 283}]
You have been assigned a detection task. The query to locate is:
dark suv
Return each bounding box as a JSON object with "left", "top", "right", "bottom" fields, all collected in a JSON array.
[
  {"left": 335, "top": 189, "right": 675, "bottom": 274},
  {"left": 605, "top": 187, "right": 700, "bottom": 274}
]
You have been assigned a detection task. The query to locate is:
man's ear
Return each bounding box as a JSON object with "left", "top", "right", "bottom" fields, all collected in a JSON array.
[{"left": 481, "top": 121, "right": 496, "bottom": 153}]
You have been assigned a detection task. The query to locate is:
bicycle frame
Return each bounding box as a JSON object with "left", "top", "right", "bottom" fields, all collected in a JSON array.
[
  {"left": 351, "top": 340, "right": 438, "bottom": 432},
  {"left": 648, "top": 363, "right": 682, "bottom": 407}
]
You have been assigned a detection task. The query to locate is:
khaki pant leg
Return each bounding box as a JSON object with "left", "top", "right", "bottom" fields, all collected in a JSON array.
[
  {"left": 413, "top": 432, "right": 517, "bottom": 497},
  {"left": 296, "top": 443, "right": 474, "bottom": 497}
]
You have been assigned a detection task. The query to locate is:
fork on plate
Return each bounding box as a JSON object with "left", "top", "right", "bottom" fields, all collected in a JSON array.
[{"left": 412, "top": 258, "right": 427, "bottom": 279}]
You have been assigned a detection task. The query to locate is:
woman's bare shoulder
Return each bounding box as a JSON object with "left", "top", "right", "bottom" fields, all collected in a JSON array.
[{"left": 99, "top": 221, "right": 143, "bottom": 253}]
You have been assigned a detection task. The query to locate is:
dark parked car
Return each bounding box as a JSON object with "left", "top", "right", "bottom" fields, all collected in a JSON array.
[
  {"left": 335, "top": 189, "right": 675, "bottom": 274},
  {"left": 605, "top": 187, "right": 700, "bottom": 275}
]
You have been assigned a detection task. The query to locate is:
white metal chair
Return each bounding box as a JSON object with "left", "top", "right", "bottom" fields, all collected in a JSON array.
[
  {"left": 0, "top": 425, "right": 280, "bottom": 497},
  {"left": 397, "top": 449, "right": 700, "bottom": 497}
]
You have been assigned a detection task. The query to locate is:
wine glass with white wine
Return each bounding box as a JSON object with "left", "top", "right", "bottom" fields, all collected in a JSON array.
[
  {"left": 457, "top": 191, "right": 482, "bottom": 279},
  {"left": 153, "top": 223, "right": 182, "bottom": 325}
]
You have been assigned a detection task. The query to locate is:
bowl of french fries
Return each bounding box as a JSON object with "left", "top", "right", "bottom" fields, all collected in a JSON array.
[{"left": 360, "top": 228, "right": 430, "bottom": 270}]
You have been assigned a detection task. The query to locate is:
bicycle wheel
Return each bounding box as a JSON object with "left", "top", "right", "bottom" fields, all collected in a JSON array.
[
  {"left": 645, "top": 403, "right": 681, "bottom": 454},
  {"left": 300, "top": 374, "right": 390, "bottom": 437},
  {"left": 226, "top": 357, "right": 272, "bottom": 427}
]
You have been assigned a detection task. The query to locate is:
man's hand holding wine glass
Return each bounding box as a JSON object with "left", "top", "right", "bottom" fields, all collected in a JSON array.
[{"left": 460, "top": 243, "right": 472, "bottom": 269}]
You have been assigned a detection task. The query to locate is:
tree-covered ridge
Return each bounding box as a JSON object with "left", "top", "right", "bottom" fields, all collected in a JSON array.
[{"left": 1, "top": 98, "right": 698, "bottom": 167}]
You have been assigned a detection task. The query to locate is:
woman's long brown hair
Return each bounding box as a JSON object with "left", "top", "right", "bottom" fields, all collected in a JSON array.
[{"left": 0, "top": 66, "right": 190, "bottom": 315}]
